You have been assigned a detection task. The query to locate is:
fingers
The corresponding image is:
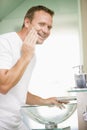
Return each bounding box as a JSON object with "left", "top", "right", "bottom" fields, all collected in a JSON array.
[
  {"left": 24, "top": 27, "right": 38, "bottom": 47},
  {"left": 50, "top": 101, "right": 65, "bottom": 109},
  {"left": 54, "top": 98, "right": 66, "bottom": 109},
  {"left": 46, "top": 97, "right": 66, "bottom": 109},
  {"left": 21, "top": 28, "right": 38, "bottom": 61},
  {"left": 57, "top": 103, "right": 65, "bottom": 109}
]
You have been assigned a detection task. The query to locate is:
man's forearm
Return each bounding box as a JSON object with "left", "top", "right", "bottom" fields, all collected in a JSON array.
[
  {"left": 26, "top": 92, "right": 68, "bottom": 109},
  {"left": 0, "top": 56, "right": 30, "bottom": 94},
  {"left": 26, "top": 92, "right": 45, "bottom": 105}
]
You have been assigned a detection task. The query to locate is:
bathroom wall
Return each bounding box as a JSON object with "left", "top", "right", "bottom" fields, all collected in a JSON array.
[{"left": 79, "top": 0, "right": 87, "bottom": 72}]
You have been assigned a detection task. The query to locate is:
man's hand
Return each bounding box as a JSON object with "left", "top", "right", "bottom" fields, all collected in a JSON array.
[
  {"left": 43, "top": 97, "right": 69, "bottom": 109},
  {"left": 26, "top": 93, "right": 69, "bottom": 109},
  {"left": 21, "top": 28, "right": 38, "bottom": 62},
  {"left": 26, "top": 92, "right": 69, "bottom": 109}
]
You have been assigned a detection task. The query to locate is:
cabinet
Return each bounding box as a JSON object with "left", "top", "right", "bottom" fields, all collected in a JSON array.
[{"left": 69, "top": 88, "right": 87, "bottom": 130}]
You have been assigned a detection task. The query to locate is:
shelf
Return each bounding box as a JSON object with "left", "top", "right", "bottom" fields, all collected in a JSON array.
[{"left": 68, "top": 88, "right": 87, "bottom": 93}]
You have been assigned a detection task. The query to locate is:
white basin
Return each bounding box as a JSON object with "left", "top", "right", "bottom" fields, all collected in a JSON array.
[{"left": 21, "top": 96, "right": 77, "bottom": 126}]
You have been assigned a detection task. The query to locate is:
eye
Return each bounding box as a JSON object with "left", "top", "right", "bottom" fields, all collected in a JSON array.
[
  {"left": 39, "top": 23, "right": 45, "bottom": 27},
  {"left": 38, "top": 23, "right": 52, "bottom": 31}
]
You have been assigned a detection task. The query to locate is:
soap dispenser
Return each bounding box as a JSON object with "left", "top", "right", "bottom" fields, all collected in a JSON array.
[{"left": 73, "top": 65, "right": 87, "bottom": 88}]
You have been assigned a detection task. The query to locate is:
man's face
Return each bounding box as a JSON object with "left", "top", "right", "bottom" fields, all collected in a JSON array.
[{"left": 30, "top": 10, "right": 53, "bottom": 44}]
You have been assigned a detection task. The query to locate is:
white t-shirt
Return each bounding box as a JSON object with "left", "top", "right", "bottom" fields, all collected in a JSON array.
[{"left": 0, "top": 32, "right": 36, "bottom": 129}]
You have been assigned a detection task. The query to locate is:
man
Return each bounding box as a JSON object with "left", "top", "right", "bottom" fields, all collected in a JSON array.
[{"left": 0, "top": 5, "right": 67, "bottom": 130}]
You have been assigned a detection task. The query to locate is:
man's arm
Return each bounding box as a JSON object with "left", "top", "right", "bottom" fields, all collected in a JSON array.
[
  {"left": 26, "top": 92, "right": 67, "bottom": 109},
  {"left": 0, "top": 28, "right": 38, "bottom": 94},
  {"left": 0, "top": 56, "right": 30, "bottom": 94},
  {"left": 26, "top": 92, "right": 46, "bottom": 105}
]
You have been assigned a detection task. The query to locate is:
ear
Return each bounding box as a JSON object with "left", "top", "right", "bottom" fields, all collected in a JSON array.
[{"left": 24, "top": 18, "right": 30, "bottom": 28}]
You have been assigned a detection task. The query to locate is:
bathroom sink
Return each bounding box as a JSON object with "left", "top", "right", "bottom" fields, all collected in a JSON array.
[{"left": 21, "top": 96, "right": 77, "bottom": 126}]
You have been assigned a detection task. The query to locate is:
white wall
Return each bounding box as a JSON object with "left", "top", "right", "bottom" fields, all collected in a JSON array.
[{"left": 79, "top": 0, "right": 87, "bottom": 72}]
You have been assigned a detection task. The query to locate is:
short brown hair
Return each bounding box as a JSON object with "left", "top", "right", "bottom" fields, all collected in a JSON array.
[{"left": 22, "top": 5, "right": 54, "bottom": 28}]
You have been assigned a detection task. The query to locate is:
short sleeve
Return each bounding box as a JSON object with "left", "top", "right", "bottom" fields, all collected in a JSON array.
[{"left": 0, "top": 38, "right": 13, "bottom": 69}]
